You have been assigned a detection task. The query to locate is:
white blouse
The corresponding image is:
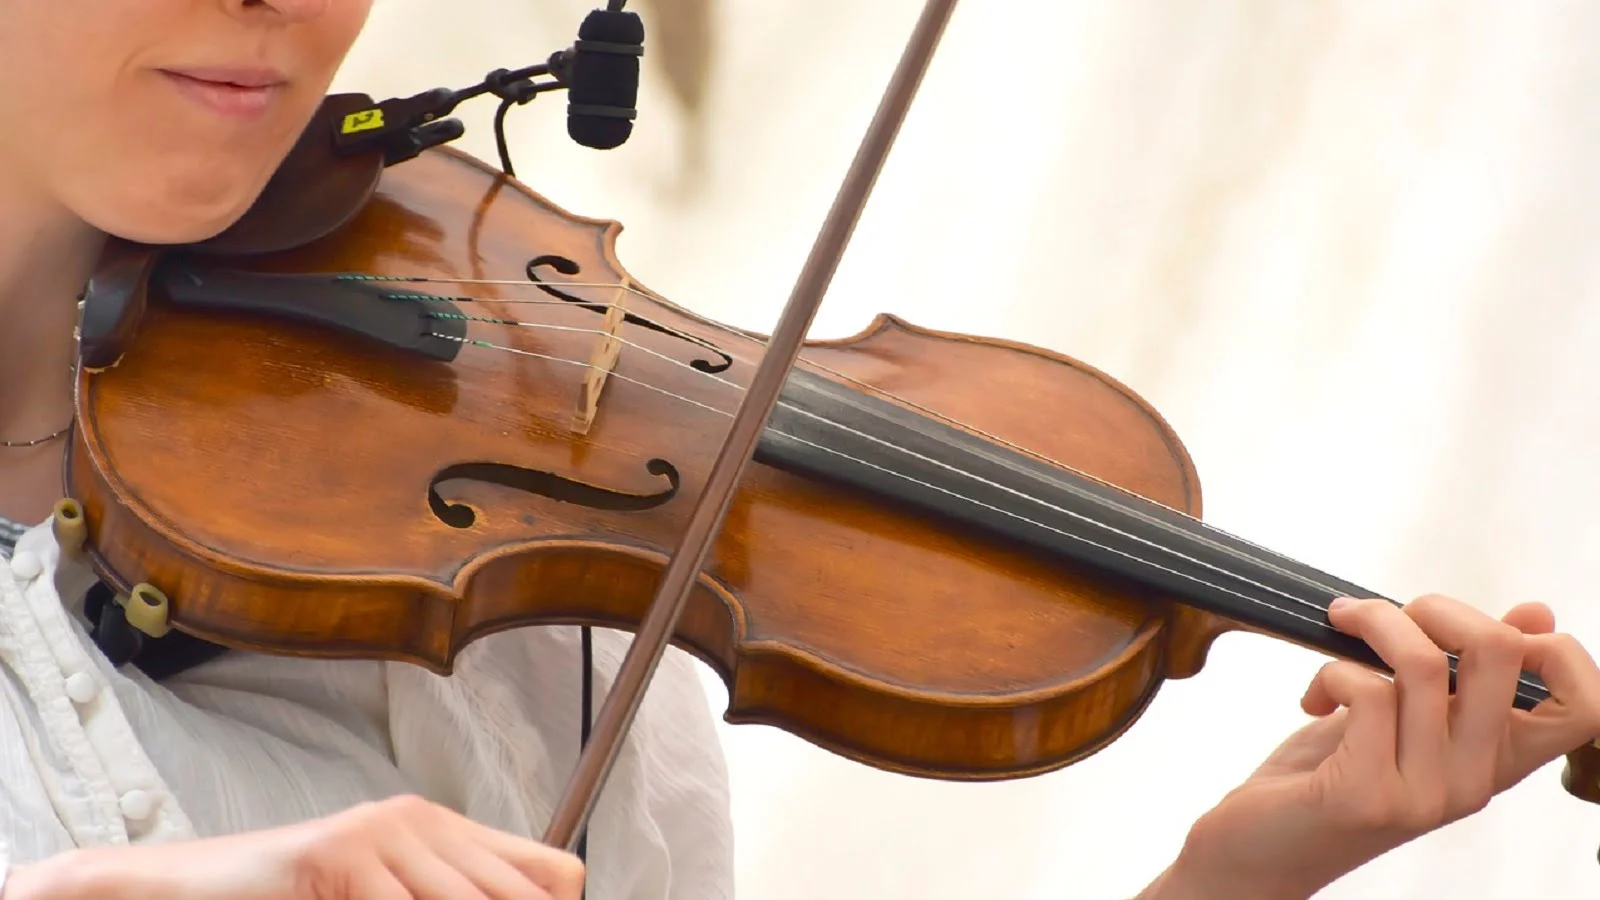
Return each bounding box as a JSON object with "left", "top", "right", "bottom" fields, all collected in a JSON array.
[{"left": 0, "top": 515, "right": 734, "bottom": 898}]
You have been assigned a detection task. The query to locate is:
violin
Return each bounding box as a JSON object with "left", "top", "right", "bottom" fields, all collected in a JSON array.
[{"left": 48, "top": 0, "right": 1600, "bottom": 861}]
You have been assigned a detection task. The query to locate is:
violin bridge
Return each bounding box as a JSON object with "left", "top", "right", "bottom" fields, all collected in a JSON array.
[{"left": 573, "top": 285, "right": 628, "bottom": 435}]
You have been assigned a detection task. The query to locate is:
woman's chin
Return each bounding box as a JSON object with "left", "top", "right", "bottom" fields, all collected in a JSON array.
[
  {"left": 104, "top": 220, "right": 237, "bottom": 247},
  {"left": 81, "top": 172, "right": 268, "bottom": 247}
]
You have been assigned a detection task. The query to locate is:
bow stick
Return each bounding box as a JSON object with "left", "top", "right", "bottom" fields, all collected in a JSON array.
[{"left": 542, "top": 0, "right": 962, "bottom": 850}]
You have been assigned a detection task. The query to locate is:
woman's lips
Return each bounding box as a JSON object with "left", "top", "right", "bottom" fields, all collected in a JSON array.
[{"left": 158, "top": 66, "right": 288, "bottom": 119}]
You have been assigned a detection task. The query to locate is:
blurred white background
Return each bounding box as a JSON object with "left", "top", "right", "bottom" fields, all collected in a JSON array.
[{"left": 337, "top": 1, "right": 1600, "bottom": 896}]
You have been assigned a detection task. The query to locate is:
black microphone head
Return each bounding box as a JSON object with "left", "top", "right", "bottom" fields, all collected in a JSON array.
[{"left": 567, "top": 9, "right": 643, "bottom": 150}]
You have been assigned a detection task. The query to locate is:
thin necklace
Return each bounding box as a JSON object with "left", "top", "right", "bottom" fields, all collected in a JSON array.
[
  {"left": 0, "top": 421, "right": 71, "bottom": 448},
  {"left": 3, "top": 349, "right": 82, "bottom": 449}
]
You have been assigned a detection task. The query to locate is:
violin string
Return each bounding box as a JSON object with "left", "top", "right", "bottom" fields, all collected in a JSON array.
[
  {"left": 766, "top": 397, "right": 1542, "bottom": 701},
  {"left": 320, "top": 275, "right": 1546, "bottom": 700},
  {"left": 358, "top": 275, "right": 1342, "bottom": 594},
  {"left": 372, "top": 279, "right": 727, "bottom": 358},
  {"left": 418, "top": 296, "right": 1350, "bottom": 612},
  {"left": 409, "top": 288, "right": 1387, "bottom": 609},
  {"left": 432, "top": 332, "right": 732, "bottom": 416},
  {"left": 403, "top": 287, "right": 1067, "bottom": 461},
  {"left": 428, "top": 330, "right": 1548, "bottom": 705},
  {"left": 400, "top": 286, "right": 1536, "bottom": 637},
  {"left": 370, "top": 276, "right": 1150, "bottom": 464},
  {"left": 425, "top": 310, "right": 744, "bottom": 390},
  {"left": 760, "top": 418, "right": 1551, "bottom": 708},
  {"left": 429, "top": 331, "right": 1334, "bottom": 622},
  {"left": 388, "top": 282, "right": 1471, "bottom": 612}
]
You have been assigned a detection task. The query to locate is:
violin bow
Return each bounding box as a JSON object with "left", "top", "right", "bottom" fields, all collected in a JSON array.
[{"left": 542, "top": 0, "right": 961, "bottom": 850}]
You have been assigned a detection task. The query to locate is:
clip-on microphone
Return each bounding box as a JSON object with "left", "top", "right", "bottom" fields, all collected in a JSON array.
[{"left": 330, "top": 2, "right": 644, "bottom": 173}]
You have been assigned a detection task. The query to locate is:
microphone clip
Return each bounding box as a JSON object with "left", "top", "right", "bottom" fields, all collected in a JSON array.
[
  {"left": 331, "top": 87, "right": 466, "bottom": 166},
  {"left": 330, "top": 58, "right": 571, "bottom": 166},
  {"left": 328, "top": 3, "right": 645, "bottom": 169}
]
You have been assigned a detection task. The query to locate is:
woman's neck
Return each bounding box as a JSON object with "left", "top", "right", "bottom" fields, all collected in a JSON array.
[
  {"left": 0, "top": 178, "right": 105, "bottom": 443},
  {"left": 0, "top": 174, "right": 105, "bottom": 523}
]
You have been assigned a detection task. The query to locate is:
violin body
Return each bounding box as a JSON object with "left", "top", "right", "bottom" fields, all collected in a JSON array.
[{"left": 66, "top": 145, "right": 1232, "bottom": 781}]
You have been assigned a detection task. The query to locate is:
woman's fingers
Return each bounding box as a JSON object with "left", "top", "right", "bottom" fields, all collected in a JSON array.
[
  {"left": 1328, "top": 594, "right": 1600, "bottom": 798},
  {"left": 334, "top": 855, "right": 417, "bottom": 900},
  {"left": 309, "top": 796, "right": 581, "bottom": 900},
  {"left": 1522, "top": 631, "right": 1600, "bottom": 707},
  {"left": 431, "top": 827, "right": 558, "bottom": 900},
  {"left": 1501, "top": 602, "right": 1556, "bottom": 637},
  {"left": 460, "top": 817, "right": 586, "bottom": 899},
  {"left": 1303, "top": 660, "right": 1398, "bottom": 775},
  {"left": 379, "top": 825, "right": 494, "bottom": 900},
  {"left": 1327, "top": 598, "right": 1450, "bottom": 780},
  {"left": 1516, "top": 631, "right": 1600, "bottom": 758},
  {"left": 1401, "top": 594, "right": 1524, "bottom": 751}
]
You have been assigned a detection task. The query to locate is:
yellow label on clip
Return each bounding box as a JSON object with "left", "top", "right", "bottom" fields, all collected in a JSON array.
[{"left": 340, "top": 109, "right": 385, "bottom": 134}]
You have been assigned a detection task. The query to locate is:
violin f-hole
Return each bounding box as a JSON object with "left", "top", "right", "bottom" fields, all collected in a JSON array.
[
  {"left": 524, "top": 255, "right": 733, "bottom": 374},
  {"left": 427, "top": 458, "right": 681, "bottom": 528}
]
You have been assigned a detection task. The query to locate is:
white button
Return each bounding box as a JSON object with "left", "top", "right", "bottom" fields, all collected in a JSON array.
[
  {"left": 9, "top": 551, "right": 41, "bottom": 581},
  {"left": 64, "top": 672, "right": 97, "bottom": 704},
  {"left": 119, "top": 790, "right": 154, "bottom": 821}
]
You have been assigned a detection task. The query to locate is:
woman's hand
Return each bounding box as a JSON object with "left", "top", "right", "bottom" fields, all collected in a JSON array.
[
  {"left": 1146, "top": 594, "right": 1600, "bottom": 900},
  {"left": 6, "top": 794, "right": 585, "bottom": 900}
]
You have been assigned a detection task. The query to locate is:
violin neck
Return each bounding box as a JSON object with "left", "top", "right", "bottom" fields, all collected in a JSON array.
[{"left": 758, "top": 370, "right": 1389, "bottom": 671}]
